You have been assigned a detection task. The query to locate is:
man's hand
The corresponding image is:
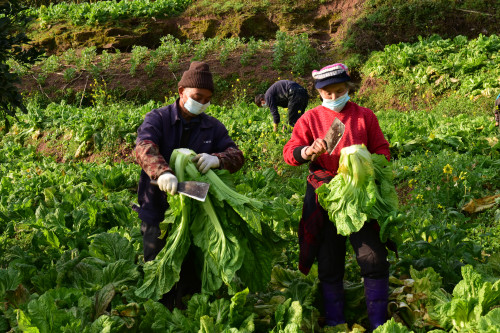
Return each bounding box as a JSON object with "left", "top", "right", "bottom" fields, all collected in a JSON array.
[
  {"left": 157, "top": 172, "right": 178, "bottom": 195},
  {"left": 273, "top": 123, "right": 278, "bottom": 132},
  {"left": 192, "top": 153, "right": 220, "bottom": 174},
  {"left": 303, "top": 138, "right": 328, "bottom": 161}
]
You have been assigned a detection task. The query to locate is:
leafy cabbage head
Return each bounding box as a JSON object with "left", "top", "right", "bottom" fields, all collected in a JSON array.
[{"left": 338, "top": 144, "right": 374, "bottom": 186}]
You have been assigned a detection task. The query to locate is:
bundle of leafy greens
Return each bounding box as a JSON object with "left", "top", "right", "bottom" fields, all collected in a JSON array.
[
  {"left": 136, "top": 148, "right": 284, "bottom": 301},
  {"left": 316, "top": 144, "right": 399, "bottom": 237}
]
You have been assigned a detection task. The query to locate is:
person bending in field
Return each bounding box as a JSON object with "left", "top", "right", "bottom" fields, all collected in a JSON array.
[
  {"left": 283, "top": 63, "right": 392, "bottom": 330},
  {"left": 494, "top": 93, "right": 500, "bottom": 128},
  {"left": 134, "top": 61, "right": 244, "bottom": 310},
  {"left": 255, "top": 80, "right": 309, "bottom": 131}
]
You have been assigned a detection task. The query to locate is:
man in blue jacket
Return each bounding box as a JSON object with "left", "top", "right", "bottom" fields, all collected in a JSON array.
[
  {"left": 134, "top": 61, "right": 244, "bottom": 309},
  {"left": 255, "top": 80, "right": 309, "bottom": 131}
]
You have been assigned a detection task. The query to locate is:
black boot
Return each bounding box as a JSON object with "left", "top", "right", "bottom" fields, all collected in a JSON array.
[
  {"left": 322, "top": 281, "right": 345, "bottom": 327},
  {"left": 364, "top": 277, "right": 389, "bottom": 330}
]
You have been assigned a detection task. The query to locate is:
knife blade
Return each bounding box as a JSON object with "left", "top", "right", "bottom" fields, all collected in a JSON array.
[
  {"left": 311, "top": 118, "right": 346, "bottom": 161},
  {"left": 150, "top": 180, "right": 210, "bottom": 202}
]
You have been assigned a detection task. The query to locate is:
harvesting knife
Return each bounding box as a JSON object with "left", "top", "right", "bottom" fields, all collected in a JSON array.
[
  {"left": 150, "top": 180, "right": 210, "bottom": 202},
  {"left": 311, "top": 118, "right": 345, "bottom": 161}
]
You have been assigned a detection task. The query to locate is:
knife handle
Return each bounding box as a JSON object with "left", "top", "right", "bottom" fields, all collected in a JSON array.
[
  {"left": 310, "top": 153, "right": 319, "bottom": 162},
  {"left": 150, "top": 180, "right": 158, "bottom": 186}
]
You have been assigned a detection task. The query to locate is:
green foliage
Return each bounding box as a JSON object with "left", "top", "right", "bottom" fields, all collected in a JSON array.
[
  {"left": 27, "top": 0, "right": 193, "bottom": 27},
  {"left": 79, "top": 46, "right": 97, "bottom": 70},
  {"left": 140, "top": 289, "right": 255, "bottom": 332},
  {"left": 0, "top": 0, "right": 41, "bottom": 131},
  {"left": 272, "top": 31, "right": 289, "bottom": 70},
  {"left": 289, "top": 33, "right": 319, "bottom": 76},
  {"left": 192, "top": 36, "right": 223, "bottom": 61},
  {"left": 271, "top": 298, "right": 302, "bottom": 332},
  {"left": 344, "top": 0, "right": 499, "bottom": 54},
  {"left": 40, "top": 54, "right": 59, "bottom": 74},
  {"left": 272, "top": 31, "right": 318, "bottom": 75},
  {"left": 373, "top": 318, "right": 412, "bottom": 332},
  {"left": 362, "top": 34, "right": 500, "bottom": 100},
  {"left": 218, "top": 37, "right": 243, "bottom": 65},
  {"left": 99, "top": 49, "right": 113, "bottom": 70},
  {"left": 129, "top": 45, "right": 148, "bottom": 77},
  {"left": 62, "top": 48, "right": 78, "bottom": 65},
  {"left": 430, "top": 265, "right": 500, "bottom": 331},
  {"left": 240, "top": 37, "right": 267, "bottom": 66},
  {"left": 63, "top": 67, "right": 76, "bottom": 82}
]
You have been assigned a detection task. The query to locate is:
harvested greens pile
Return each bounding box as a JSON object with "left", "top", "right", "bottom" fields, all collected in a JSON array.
[
  {"left": 136, "top": 148, "right": 284, "bottom": 300},
  {"left": 316, "top": 144, "right": 400, "bottom": 239}
]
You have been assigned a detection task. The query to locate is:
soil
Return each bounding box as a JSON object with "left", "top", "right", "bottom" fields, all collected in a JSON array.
[
  {"left": 19, "top": 47, "right": 322, "bottom": 107},
  {"left": 30, "top": 131, "right": 136, "bottom": 164},
  {"left": 395, "top": 183, "right": 413, "bottom": 207}
]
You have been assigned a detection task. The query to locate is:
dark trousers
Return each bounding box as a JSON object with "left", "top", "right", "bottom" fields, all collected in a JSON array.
[
  {"left": 300, "top": 184, "right": 389, "bottom": 284},
  {"left": 141, "top": 221, "right": 166, "bottom": 261},
  {"left": 288, "top": 88, "right": 309, "bottom": 127},
  {"left": 141, "top": 222, "right": 201, "bottom": 310}
]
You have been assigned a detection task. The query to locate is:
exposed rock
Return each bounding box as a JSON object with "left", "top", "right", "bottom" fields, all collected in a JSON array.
[
  {"left": 180, "top": 18, "right": 220, "bottom": 39},
  {"left": 104, "top": 28, "right": 134, "bottom": 37},
  {"left": 36, "top": 36, "right": 57, "bottom": 51},
  {"left": 109, "top": 35, "right": 141, "bottom": 50},
  {"left": 313, "top": 14, "right": 332, "bottom": 30},
  {"left": 239, "top": 14, "right": 279, "bottom": 39},
  {"left": 74, "top": 31, "right": 97, "bottom": 43}
]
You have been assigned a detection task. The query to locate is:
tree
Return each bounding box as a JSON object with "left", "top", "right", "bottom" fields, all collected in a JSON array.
[{"left": 0, "top": 0, "right": 41, "bottom": 131}]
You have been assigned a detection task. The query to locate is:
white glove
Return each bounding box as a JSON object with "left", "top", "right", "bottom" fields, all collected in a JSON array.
[
  {"left": 157, "top": 172, "right": 178, "bottom": 195},
  {"left": 192, "top": 153, "right": 220, "bottom": 174}
]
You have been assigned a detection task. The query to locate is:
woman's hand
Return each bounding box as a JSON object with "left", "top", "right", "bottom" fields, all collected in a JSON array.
[{"left": 304, "top": 138, "right": 327, "bottom": 161}]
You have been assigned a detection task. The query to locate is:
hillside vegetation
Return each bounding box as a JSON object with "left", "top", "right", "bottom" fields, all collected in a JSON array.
[{"left": 14, "top": 0, "right": 500, "bottom": 108}]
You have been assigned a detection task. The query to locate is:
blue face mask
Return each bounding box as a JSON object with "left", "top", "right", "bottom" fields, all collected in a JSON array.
[{"left": 322, "top": 93, "right": 350, "bottom": 111}]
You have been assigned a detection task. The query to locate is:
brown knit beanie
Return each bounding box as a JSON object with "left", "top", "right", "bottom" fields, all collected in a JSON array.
[{"left": 178, "top": 61, "right": 214, "bottom": 92}]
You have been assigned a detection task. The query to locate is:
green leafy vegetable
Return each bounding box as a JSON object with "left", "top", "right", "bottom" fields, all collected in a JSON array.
[
  {"left": 373, "top": 318, "right": 412, "bottom": 332},
  {"left": 136, "top": 148, "right": 284, "bottom": 299},
  {"left": 140, "top": 289, "right": 254, "bottom": 332},
  {"left": 476, "top": 308, "right": 500, "bottom": 333},
  {"left": 316, "top": 144, "right": 398, "bottom": 236},
  {"left": 271, "top": 298, "right": 302, "bottom": 333},
  {"left": 0, "top": 268, "right": 22, "bottom": 300},
  {"left": 431, "top": 265, "right": 500, "bottom": 330}
]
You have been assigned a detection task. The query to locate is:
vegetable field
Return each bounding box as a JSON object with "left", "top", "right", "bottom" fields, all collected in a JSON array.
[
  {"left": 2, "top": 85, "right": 499, "bottom": 331},
  {"left": 2, "top": 0, "right": 500, "bottom": 330}
]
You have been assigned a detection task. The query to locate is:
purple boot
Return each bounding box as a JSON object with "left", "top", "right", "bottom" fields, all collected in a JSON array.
[
  {"left": 364, "top": 277, "right": 389, "bottom": 330},
  {"left": 322, "top": 281, "right": 345, "bottom": 326}
]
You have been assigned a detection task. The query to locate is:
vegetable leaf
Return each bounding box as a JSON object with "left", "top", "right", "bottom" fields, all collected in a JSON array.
[{"left": 316, "top": 144, "right": 398, "bottom": 236}]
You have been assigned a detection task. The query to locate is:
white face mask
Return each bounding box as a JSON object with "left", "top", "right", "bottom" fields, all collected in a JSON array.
[
  {"left": 184, "top": 96, "right": 210, "bottom": 115},
  {"left": 322, "top": 93, "right": 350, "bottom": 112}
]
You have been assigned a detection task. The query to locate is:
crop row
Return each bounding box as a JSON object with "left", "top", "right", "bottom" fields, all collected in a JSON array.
[
  {"left": 26, "top": 0, "right": 192, "bottom": 26},
  {"left": 362, "top": 34, "right": 500, "bottom": 98},
  {"left": 9, "top": 31, "right": 318, "bottom": 86}
]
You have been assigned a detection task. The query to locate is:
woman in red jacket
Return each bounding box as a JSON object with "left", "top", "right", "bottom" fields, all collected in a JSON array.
[{"left": 283, "top": 63, "right": 390, "bottom": 330}]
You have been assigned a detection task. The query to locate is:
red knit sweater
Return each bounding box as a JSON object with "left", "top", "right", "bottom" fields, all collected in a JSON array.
[{"left": 283, "top": 101, "right": 390, "bottom": 187}]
